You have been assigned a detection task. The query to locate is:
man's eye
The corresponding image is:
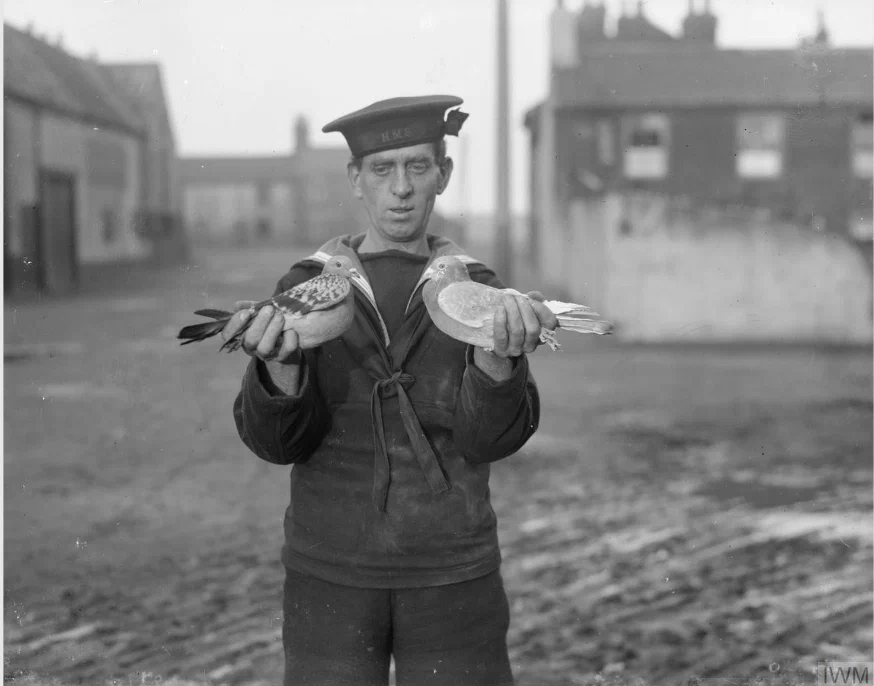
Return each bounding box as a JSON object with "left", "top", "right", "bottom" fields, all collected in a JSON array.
[
  {"left": 373, "top": 166, "right": 391, "bottom": 175},
  {"left": 410, "top": 163, "right": 428, "bottom": 173}
]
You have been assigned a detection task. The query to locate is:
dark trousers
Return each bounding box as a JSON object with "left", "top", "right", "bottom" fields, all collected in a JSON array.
[{"left": 282, "top": 567, "right": 515, "bottom": 686}]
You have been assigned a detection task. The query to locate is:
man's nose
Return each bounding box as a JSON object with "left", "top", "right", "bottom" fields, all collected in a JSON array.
[{"left": 390, "top": 169, "right": 413, "bottom": 198}]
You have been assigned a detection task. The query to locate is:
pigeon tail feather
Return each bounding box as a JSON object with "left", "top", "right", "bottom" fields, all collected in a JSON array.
[
  {"left": 177, "top": 318, "right": 231, "bottom": 345},
  {"left": 193, "top": 308, "right": 234, "bottom": 320},
  {"left": 555, "top": 315, "right": 613, "bottom": 335},
  {"left": 544, "top": 300, "right": 595, "bottom": 316}
]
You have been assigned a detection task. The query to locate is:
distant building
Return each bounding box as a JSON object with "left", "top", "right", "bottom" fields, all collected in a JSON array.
[
  {"left": 527, "top": 2, "right": 873, "bottom": 253},
  {"left": 3, "top": 23, "right": 182, "bottom": 295},
  {"left": 523, "top": 2, "right": 873, "bottom": 342},
  {"left": 177, "top": 116, "right": 369, "bottom": 246}
]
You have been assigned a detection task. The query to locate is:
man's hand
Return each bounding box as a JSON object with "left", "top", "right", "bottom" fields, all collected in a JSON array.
[
  {"left": 222, "top": 300, "right": 303, "bottom": 396},
  {"left": 473, "top": 291, "right": 560, "bottom": 381},
  {"left": 489, "top": 291, "right": 559, "bottom": 359},
  {"left": 222, "top": 300, "right": 300, "bottom": 364}
]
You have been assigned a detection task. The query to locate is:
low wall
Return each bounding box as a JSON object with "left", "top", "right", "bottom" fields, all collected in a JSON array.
[{"left": 556, "top": 194, "right": 872, "bottom": 344}]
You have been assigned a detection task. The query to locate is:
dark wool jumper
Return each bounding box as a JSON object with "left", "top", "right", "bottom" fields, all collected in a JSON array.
[{"left": 234, "top": 234, "right": 540, "bottom": 588}]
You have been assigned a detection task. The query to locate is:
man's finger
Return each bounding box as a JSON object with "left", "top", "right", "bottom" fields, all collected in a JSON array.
[
  {"left": 492, "top": 303, "right": 509, "bottom": 356},
  {"left": 256, "top": 310, "right": 286, "bottom": 359},
  {"left": 502, "top": 294, "right": 524, "bottom": 357},
  {"left": 234, "top": 300, "right": 258, "bottom": 311},
  {"left": 526, "top": 291, "right": 546, "bottom": 302},
  {"left": 529, "top": 299, "right": 558, "bottom": 331},
  {"left": 515, "top": 296, "right": 542, "bottom": 353},
  {"left": 221, "top": 308, "right": 254, "bottom": 342},
  {"left": 242, "top": 305, "right": 275, "bottom": 353},
  {"left": 274, "top": 329, "right": 300, "bottom": 363}
]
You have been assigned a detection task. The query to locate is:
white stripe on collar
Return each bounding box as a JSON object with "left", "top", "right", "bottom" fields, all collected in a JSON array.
[
  {"left": 307, "top": 248, "right": 484, "bottom": 341},
  {"left": 305, "top": 250, "right": 389, "bottom": 345}
]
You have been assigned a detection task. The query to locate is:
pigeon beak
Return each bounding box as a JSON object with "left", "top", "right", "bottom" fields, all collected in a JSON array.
[{"left": 349, "top": 267, "right": 361, "bottom": 277}]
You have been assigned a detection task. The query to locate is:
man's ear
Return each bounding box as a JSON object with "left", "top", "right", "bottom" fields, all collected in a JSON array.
[
  {"left": 436, "top": 156, "right": 454, "bottom": 196},
  {"left": 347, "top": 162, "right": 364, "bottom": 199}
]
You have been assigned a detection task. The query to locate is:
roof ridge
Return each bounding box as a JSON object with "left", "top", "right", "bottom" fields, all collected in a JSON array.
[{"left": 4, "top": 22, "right": 145, "bottom": 134}]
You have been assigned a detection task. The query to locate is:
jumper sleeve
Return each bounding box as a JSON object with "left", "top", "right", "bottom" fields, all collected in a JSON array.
[
  {"left": 451, "top": 266, "right": 541, "bottom": 464},
  {"left": 232, "top": 266, "right": 332, "bottom": 465}
]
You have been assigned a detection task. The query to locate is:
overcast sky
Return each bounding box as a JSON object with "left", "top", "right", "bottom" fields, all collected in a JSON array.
[{"left": 4, "top": 0, "right": 873, "bottom": 216}]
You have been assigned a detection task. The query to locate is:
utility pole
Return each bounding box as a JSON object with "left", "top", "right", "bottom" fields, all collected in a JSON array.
[
  {"left": 495, "top": 0, "right": 513, "bottom": 283},
  {"left": 458, "top": 132, "right": 469, "bottom": 247}
]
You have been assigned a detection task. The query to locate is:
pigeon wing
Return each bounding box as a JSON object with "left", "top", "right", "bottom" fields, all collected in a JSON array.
[
  {"left": 271, "top": 274, "right": 350, "bottom": 316},
  {"left": 437, "top": 281, "right": 505, "bottom": 328}
]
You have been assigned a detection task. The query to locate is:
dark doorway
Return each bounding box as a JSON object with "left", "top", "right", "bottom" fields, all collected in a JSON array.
[{"left": 38, "top": 170, "right": 78, "bottom": 294}]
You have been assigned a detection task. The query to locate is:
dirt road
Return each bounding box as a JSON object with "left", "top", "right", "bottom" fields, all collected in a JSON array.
[{"left": 5, "top": 245, "right": 872, "bottom": 685}]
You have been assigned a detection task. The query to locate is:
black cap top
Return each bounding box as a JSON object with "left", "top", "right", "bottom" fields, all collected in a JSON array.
[{"left": 322, "top": 95, "right": 469, "bottom": 158}]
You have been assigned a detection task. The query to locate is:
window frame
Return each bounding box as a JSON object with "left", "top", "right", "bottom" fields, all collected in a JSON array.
[
  {"left": 735, "top": 112, "right": 786, "bottom": 180},
  {"left": 621, "top": 112, "right": 671, "bottom": 180},
  {"left": 851, "top": 110, "right": 873, "bottom": 179}
]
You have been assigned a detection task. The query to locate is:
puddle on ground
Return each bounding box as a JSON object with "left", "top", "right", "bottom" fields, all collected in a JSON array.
[
  {"left": 207, "top": 377, "right": 244, "bottom": 392},
  {"left": 123, "top": 337, "right": 181, "bottom": 354},
  {"left": 5, "top": 341, "right": 85, "bottom": 361},
  {"left": 602, "top": 409, "right": 673, "bottom": 430},
  {"left": 38, "top": 382, "right": 129, "bottom": 401},
  {"left": 523, "top": 433, "right": 583, "bottom": 455},
  {"left": 753, "top": 510, "right": 873, "bottom": 543},
  {"left": 105, "top": 296, "right": 164, "bottom": 312},
  {"left": 695, "top": 477, "right": 822, "bottom": 509},
  {"left": 220, "top": 269, "right": 258, "bottom": 285}
]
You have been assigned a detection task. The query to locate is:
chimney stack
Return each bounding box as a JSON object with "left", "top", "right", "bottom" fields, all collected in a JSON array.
[
  {"left": 682, "top": 0, "right": 718, "bottom": 45},
  {"left": 549, "top": 0, "right": 577, "bottom": 67},
  {"left": 294, "top": 115, "right": 310, "bottom": 154}
]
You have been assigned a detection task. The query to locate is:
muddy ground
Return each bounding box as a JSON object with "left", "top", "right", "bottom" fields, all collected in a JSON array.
[{"left": 4, "top": 244, "right": 872, "bottom": 685}]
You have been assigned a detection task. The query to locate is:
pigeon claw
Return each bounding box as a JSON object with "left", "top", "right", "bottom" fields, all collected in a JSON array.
[{"left": 539, "top": 328, "right": 562, "bottom": 352}]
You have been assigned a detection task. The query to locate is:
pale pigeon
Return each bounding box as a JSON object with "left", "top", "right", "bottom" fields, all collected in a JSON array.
[{"left": 423, "top": 256, "right": 613, "bottom": 352}]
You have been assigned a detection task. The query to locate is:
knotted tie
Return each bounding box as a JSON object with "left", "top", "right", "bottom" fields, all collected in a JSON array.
[{"left": 369, "top": 371, "right": 450, "bottom": 512}]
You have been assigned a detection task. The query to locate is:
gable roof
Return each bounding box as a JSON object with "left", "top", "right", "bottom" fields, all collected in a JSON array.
[
  {"left": 553, "top": 45, "right": 873, "bottom": 109},
  {"left": 3, "top": 23, "right": 144, "bottom": 135},
  {"left": 100, "top": 63, "right": 176, "bottom": 147}
]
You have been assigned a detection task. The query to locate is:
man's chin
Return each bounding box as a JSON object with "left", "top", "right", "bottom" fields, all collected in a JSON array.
[{"left": 379, "top": 223, "right": 426, "bottom": 242}]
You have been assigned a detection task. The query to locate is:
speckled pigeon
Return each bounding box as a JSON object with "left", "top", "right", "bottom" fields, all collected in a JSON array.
[
  {"left": 422, "top": 256, "right": 613, "bottom": 352},
  {"left": 177, "top": 256, "right": 358, "bottom": 351}
]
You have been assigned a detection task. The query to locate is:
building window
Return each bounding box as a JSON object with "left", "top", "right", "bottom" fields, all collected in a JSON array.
[
  {"left": 101, "top": 208, "right": 118, "bottom": 244},
  {"left": 852, "top": 111, "right": 873, "bottom": 178},
  {"left": 736, "top": 113, "right": 785, "bottom": 179},
  {"left": 622, "top": 113, "right": 669, "bottom": 179},
  {"left": 597, "top": 120, "right": 615, "bottom": 166},
  {"left": 256, "top": 181, "right": 272, "bottom": 206},
  {"left": 850, "top": 213, "right": 872, "bottom": 241}
]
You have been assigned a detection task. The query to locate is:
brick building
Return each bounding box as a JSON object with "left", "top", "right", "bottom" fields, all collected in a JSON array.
[
  {"left": 523, "top": 2, "right": 873, "bottom": 343},
  {"left": 526, "top": 2, "right": 872, "bottom": 258},
  {"left": 3, "top": 23, "right": 182, "bottom": 295}
]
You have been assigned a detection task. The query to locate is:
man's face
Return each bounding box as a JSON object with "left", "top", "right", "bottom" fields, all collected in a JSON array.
[{"left": 348, "top": 142, "right": 453, "bottom": 244}]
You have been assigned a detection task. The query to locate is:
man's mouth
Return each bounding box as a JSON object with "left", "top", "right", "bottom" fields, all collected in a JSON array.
[{"left": 389, "top": 206, "right": 414, "bottom": 215}]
